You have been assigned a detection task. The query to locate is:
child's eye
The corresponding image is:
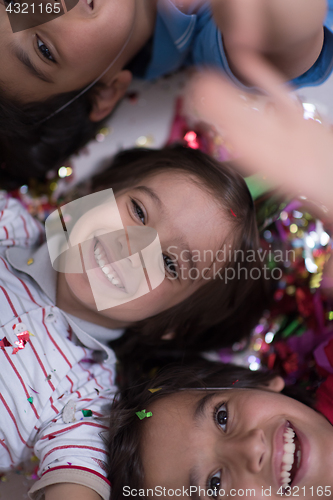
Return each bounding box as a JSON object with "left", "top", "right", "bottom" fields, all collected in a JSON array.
[
  {"left": 209, "top": 471, "right": 221, "bottom": 499},
  {"left": 131, "top": 199, "right": 146, "bottom": 225},
  {"left": 37, "top": 36, "right": 55, "bottom": 62},
  {"left": 214, "top": 402, "right": 228, "bottom": 431},
  {"left": 163, "top": 254, "right": 177, "bottom": 278}
]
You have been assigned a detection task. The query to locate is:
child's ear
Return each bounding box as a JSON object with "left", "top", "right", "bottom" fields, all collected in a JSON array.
[
  {"left": 89, "top": 70, "right": 132, "bottom": 122},
  {"left": 264, "top": 376, "right": 285, "bottom": 393}
]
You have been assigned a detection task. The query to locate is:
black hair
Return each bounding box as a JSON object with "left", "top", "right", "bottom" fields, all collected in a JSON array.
[
  {"left": 0, "top": 87, "right": 103, "bottom": 189},
  {"left": 108, "top": 359, "right": 315, "bottom": 500}
]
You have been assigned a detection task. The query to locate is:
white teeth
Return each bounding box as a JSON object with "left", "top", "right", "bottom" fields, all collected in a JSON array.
[
  {"left": 280, "top": 426, "right": 300, "bottom": 489},
  {"left": 87, "top": 0, "right": 92, "bottom": 4},
  {"left": 94, "top": 241, "right": 123, "bottom": 289},
  {"left": 282, "top": 453, "right": 294, "bottom": 465},
  {"left": 283, "top": 442, "right": 296, "bottom": 454}
]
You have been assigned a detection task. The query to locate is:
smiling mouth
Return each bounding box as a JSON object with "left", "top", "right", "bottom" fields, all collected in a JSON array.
[
  {"left": 94, "top": 239, "right": 125, "bottom": 289},
  {"left": 280, "top": 423, "right": 301, "bottom": 491}
]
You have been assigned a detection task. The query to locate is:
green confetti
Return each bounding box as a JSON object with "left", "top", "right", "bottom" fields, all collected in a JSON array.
[
  {"left": 81, "top": 409, "right": 93, "bottom": 417},
  {"left": 282, "top": 318, "right": 302, "bottom": 338},
  {"left": 27, "top": 397, "right": 33, "bottom": 404},
  {"left": 136, "top": 409, "right": 153, "bottom": 420},
  {"left": 148, "top": 388, "right": 162, "bottom": 393}
]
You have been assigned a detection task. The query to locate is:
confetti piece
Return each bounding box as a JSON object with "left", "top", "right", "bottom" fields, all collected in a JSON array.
[
  {"left": 27, "top": 258, "right": 34, "bottom": 265},
  {"left": 148, "top": 388, "right": 162, "bottom": 393},
  {"left": 9, "top": 325, "right": 34, "bottom": 354},
  {"left": 230, "top": 209, "right": 237, "bottom": 217},
  {"left": 127, "top": 91, "right": 138, "bottom": 103},
  {"left": 136, "top": 409, "right": 153, "bottom": 420},
  {"left": 0, "top": 337, "right": 11, "bottom": 348},
  {"left": 94, "top": 388, "right": 100, "bottom": 395},
  {"left": 232, "top": 379, "right": 239, "bottom": 385},
  {"left": 82, "top": 409, "right": 93, "bottom": 417},
  {"left": 28, "top": 385, "right": 39, "bottom": 394},
  {"left": 46, "top": 374, "right": 52, "bottom": 381},
  {"left": 27, "top": 397, "right": 33, "bottom": 404}
]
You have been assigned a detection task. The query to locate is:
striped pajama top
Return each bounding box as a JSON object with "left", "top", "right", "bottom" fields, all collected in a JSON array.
[{"left": 0, "top": 194, "right": 123, "bottom": 500}]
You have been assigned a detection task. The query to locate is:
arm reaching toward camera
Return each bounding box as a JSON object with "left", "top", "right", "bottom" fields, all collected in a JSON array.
[{"left": 186, "top": 68, "right": 333, "bottom": 212}]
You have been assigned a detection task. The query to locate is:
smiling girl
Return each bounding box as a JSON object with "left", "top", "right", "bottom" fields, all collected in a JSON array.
[
  {"left": 108, "top": 360, "right": 332, "bottom": 500},
  {"left": 0, "top": 146, "right": 266, "bottom": 500},
  {"left": 58, "top": 146, "right": 267, "bottom": 350}
]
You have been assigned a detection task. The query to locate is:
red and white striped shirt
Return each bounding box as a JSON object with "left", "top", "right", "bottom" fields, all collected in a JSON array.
[{"left": 0, "top": 194, "right": 122, "bottom": 500}]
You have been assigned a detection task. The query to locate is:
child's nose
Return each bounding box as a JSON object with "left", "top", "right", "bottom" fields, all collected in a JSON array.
[
  {"left": 116, "top": 231, "right": 131, "bottom": 258},
  {"left": 115, "top": 230, "right": 143, "bottom": 269},
  {"left": 221, "top": 429, "right": 266, "bottom": 473},
  {"left": 239, "top": 429, "right": 266, "bottom": 473}
]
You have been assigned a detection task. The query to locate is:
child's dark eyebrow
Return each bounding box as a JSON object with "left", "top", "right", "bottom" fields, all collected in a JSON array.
[
  {"left": 194, "top": 392, "right": 218, "bottom": 423},
  {"left": 11, "top": 44, "right": 54, "bottom": 84},
  {"left": 133, "top": 186, "right": 164, "bottom": 212}
]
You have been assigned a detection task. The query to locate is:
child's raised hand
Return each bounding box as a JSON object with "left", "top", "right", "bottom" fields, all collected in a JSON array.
[{"left": 185, "top": 69, "right": 333, "bottom": 213}]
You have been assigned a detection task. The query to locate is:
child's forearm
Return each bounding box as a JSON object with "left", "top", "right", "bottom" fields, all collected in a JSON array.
[
  {"left": 45, "top": 483, "right": 102, "bottom": 500},
  {"left": 210, "top": 0, "right": 326, "bottom": 81}
]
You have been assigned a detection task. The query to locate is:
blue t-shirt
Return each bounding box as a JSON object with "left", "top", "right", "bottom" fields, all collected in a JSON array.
[{"left": 130, "top": 0, "right": 333, "bottom": 122}]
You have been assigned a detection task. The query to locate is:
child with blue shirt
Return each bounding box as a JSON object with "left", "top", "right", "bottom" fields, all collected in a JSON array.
[{"left": 0, "top": 0, "right": 331, "bottom": 187}]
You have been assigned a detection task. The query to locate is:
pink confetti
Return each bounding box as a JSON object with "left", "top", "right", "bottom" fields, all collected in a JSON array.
[{"left": 28, "top": 385, "right": 40, "bottom": 394}]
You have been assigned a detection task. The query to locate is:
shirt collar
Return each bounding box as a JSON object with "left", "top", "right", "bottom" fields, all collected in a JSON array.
[{"left": 157, "top": 0, "right": 197, "bottom": 52}]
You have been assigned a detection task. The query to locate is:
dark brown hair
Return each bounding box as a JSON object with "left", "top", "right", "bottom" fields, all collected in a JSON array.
[
  {"left": 108, "top": 359, "right": 314, "bottom": 500},
  {"left": 0, "top": 86, "right": 103, "bottom": 189},
  {"left": 90, "top": 146, "right": 269, "bottom": 353}
]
